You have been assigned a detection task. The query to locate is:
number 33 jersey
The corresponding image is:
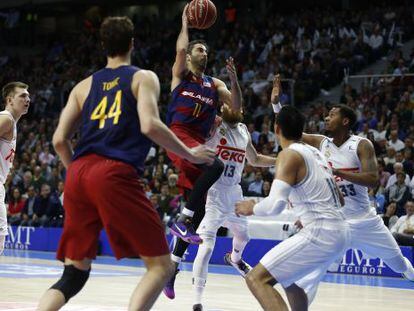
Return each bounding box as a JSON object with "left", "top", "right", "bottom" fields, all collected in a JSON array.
[
  {"left": 320, "top": 135, "right": 374, "bottom": 219},
  {"left": 73, "top": 66, "right": 152, "bottom": 174},
  {"left": 205, "top": 121, "right": 250, "bottom": 187}
]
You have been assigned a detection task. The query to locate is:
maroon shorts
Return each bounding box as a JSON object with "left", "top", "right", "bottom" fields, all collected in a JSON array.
[
  {"left": 167, "top": 129, "right": 204, "bottom": 191},
  {"left": 57, "top": 154, "right": 169, "bottom": 261}
]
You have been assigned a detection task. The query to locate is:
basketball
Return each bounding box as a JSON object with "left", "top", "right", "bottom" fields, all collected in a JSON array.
[{"left": 187, "top": 0, "right": 217, "bottom": 29}]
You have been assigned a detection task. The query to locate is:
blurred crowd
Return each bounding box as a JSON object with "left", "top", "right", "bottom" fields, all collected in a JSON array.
[{"left": 1, "top": 3, "right": 413, "bottom": 246}]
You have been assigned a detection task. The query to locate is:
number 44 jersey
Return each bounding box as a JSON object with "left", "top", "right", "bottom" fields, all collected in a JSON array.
[
  {"left": 73, "top": 66, "right": 152, "bottom": 174},
  {"left": 320, "top": 135, "right": 375, "bottom": 219},
  {"left": 205, "top": 121, "right": 250, "bottom": 187}
]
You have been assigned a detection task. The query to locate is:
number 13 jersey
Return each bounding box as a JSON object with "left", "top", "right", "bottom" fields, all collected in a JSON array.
[
  {"left": 206, "top": 121, "right": 250, "bottom": 187},
  {"left": 320, "top": 135, "right": 374, "bottom": 219}
]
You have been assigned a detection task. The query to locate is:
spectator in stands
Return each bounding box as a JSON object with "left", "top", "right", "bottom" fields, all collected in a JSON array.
[
  {"left": 7, "top": 188, "right": 26, "bottom": 226},
  {"left": 32, "top": 166, "right": 46, "bottom": 192},
  {"left": 391, "top": 201, "right": 414, "bottom": 246},
  {"left": 388, "top": 129, "right": 405, "bottom": 152},
  {"left": 261, "top": 180, "right": 271, "bottom": 197},
  {"left": 20, "top": 186, "right": 37, "bottom": 226},
  {"left": 378, "top": 160, "right": 391, "bottom": 194},
  {"left": 38, "top": 144, "right": 55, "bottom": 165},
  {"left": 384, "top": 172, "right": 413, "bottom": 217},
  {"left": 385, "top": 162, "right": 411, "bottom": 189},
  {"left": 159, "top": 183, "right": 173, "bottom": 219},
  {"left": 247, "top": 171, "right": 264, "bottom": 196},
  {"left": 167, "top": 174, "right": 180, "bottom": 196},
  {"left": 33, "top": 184, "right": 62, "bottom": 227},
  {"left": 384, "top": 147, "right": 397, "bottom": 169},
  {"left": 150, "top": 194, "right": 163, "bottom": 222}
]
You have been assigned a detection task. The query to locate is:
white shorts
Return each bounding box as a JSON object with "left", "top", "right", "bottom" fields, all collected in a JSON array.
[
  {"left": 197, "top": 185, "right": 248, "bottom": 239},
  {"left": 296, "top": 215, "right": 402, "bottom": 301},
  {"left": 260, "top": 220, "right": 349, "bottom": 288},
  {"left": 0, "top": 184, "right": 8, "bottom": 236}
]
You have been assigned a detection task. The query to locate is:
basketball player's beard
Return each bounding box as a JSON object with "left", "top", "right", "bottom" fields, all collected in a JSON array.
[{"left": 222, "top": 106, "right": 243, "bottom": 125}]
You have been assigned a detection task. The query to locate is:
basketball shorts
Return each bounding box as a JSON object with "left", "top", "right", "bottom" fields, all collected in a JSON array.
[
  {"left": 57, "top": 154, "right": 169, "bottom": 261},
  {"left": 167, "top": 128, "right": 205, "bottom": 191},
  {"left": 260, "top": 220, "right": 349, "bottom": 288},
  {"left": 197, "top": 185, "right": 248, "bottom": 240}
]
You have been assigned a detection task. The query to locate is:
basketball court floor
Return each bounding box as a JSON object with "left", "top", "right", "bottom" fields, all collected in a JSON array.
[{"left": 1, "top": 249, "right": 413, "bottom": 310}]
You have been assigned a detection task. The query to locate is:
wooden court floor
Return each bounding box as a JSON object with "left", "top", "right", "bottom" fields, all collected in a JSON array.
[{"left": 1, "top": 252, "right": 413, "bottom": 311}]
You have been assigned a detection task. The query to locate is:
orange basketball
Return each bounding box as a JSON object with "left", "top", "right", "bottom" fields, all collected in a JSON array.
[{"left": 186, "top": 0, "right": 217, "bottom": 30}]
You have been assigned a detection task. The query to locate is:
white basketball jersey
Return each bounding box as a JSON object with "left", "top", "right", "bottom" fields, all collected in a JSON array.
[
  {"left": 0, "top": 111, "right": 16, "bottom": 184},
  {"left": 206, "top": 122, "right": 249, "bottom": 187},
  {"left": 320, "top": 135, "right": 375, "bottom": 219},
  {"left": 288, "top": 143, "right": 343, "bottom": 226}
]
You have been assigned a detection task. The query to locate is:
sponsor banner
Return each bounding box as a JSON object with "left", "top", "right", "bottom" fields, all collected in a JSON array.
[{"left": 5, "top": 227, "right": 413, "bottom": 278}]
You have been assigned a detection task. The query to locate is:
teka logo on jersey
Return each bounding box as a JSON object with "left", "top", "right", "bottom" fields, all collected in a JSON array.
[
  {"left": 216, "top": 144, "right": 245, "bottom": 163},
  {"left": 181, "top": 91, "right": 214, "bottom": 105},
  {"left": 338, "top": 249, "right": 386, "bottom": 276},
  {"left": 4, "top": 226, "right": 35, "bottom": 250}
]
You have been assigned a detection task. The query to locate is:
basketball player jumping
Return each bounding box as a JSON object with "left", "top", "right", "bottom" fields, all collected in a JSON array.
[
  {"left": 37, "top": 16, "right": 215, "bottom": 311},
  {"left": 164, "top": 5, "right": 243, "bottom": 299},
  {"left": 0, "top": 82, "right": 30, "bottom": 255},
  {"left": 192, "top": 104, "right": 276, "bottom": 311},
  {"left": 236, "top": 105, "right": 349, "bottom": 311}
]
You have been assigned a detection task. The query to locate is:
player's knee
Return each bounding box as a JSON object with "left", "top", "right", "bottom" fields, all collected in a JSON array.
[
  {"left": 210, "top": 157, "right": 224, "bottom": 173},
  {"left": 50, "top": 265, "right": 90, "bottom": 302}
]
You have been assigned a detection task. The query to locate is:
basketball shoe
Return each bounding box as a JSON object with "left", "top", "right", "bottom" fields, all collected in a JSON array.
[{"left": 224, "top": 253, "right": 252, "bottom": 277}]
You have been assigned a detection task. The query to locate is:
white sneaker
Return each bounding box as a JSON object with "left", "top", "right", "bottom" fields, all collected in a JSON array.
[
  {"left": 402, "top": 258, "right": 414, "bottom": 281},
  {"left": 224, "top": 253, "right": 252, "bottom": 277}
]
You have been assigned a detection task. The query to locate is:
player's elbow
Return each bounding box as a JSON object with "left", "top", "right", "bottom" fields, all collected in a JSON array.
[
  {"left": 141, "top": 119, "right": 159, "bottom": 137},
  {"left": 52, "top": 133, "right": 66, "bottom": 150},
  {"left": 368, "top": 173, "right": 380, "bottom": 188}
]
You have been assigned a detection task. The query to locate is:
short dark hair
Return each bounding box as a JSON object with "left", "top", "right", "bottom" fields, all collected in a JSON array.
[
  {"left": 332, "top": 103, "right": 357, "bottom": 130},
  {"left": 100, "top": 16, "right": 134, "bottom": 57},
  {"left": 275, "top": 106, "right": 305, "bottom": 140},
  {"left": 2, "top": 81, "right": 28, "bottom": 101},
  {"left": 186, "top": 39, "right": 208, "bottom": 55}
]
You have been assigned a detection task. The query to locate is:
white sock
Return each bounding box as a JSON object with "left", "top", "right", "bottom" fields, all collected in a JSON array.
[
  {"left": 171, "top": 254, "right": 182, "bottom": 264},
  {"left": 192, "top": 236, "right": 215, "bottom": 305},
  {"left": 0, "top": 235, "right": 5, "bottom": 256},
  {"left": 182, "top": 207, "right": 194, "bottom": 218},
  {"left": 231, "top": 234, "right": 249, "bottom": 263}
]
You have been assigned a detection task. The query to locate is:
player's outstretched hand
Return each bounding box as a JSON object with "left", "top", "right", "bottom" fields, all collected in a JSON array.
[
  {"left": 182, "top": 3, "right": 192, "bottom": 29},
  {"left": 271, "top": 74, "right": 281, "bottom": 104},
  {"left": 189, "top": 145, "right": 216, "bottom": 165},
  {"left": 235, "top": 199, "right": 256, "bottom": 217},
  {"left": 226, "top": 57, "right": 238, "bottom": 82}
]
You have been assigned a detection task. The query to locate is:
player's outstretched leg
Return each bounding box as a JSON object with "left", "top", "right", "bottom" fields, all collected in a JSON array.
[
  {"left": 192, "top": 235, "right": 216, "bottom": 310},
  {"left": 224, "top": 230, "right": 251, "bottom": 277},
  {"left": 170, "top": 158, "right": 224, "bottom": 244}
]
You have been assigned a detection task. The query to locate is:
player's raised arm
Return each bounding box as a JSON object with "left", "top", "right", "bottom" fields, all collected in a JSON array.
[
  {"left": 270, "top": 73, "right": 325, "bottom": 149},
  {"left": 334, "top": 139, "right": 379, "bottom": 187},
  {"left": 245, "top": 134, "right": 277, "bottom": 167},
  {"left": 136, "top": 69, "right": 215, "bottom": 165},
  {"left": 213, "top": 57, "right": 243, "bottom": 111},
  {"left": 171, "top": 4, "right": 190, "bottom": 91},
  {"left": 52, "top": 79, "right": 87, "bottom": 168}
]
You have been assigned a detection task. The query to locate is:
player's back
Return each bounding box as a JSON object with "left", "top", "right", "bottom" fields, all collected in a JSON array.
[
  {"left": 166, "top": 72, "right": 219, "bottom": 142},
  {"left": 288, "top": 143, "right": 343, "bottom": 227},
  {"left": 73, "top": 65, "right": 151, "bottom": 174},
  {"left": 320, "top": 135, "right": 374, "bottom": 219}
]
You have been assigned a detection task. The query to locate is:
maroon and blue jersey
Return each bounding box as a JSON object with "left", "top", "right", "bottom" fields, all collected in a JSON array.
[
  {"left": 166, "top": 72, "right": 220, "bottom": 142},
  {"left": 73, "top": 65, "right": 151, "bottom": 174}
]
